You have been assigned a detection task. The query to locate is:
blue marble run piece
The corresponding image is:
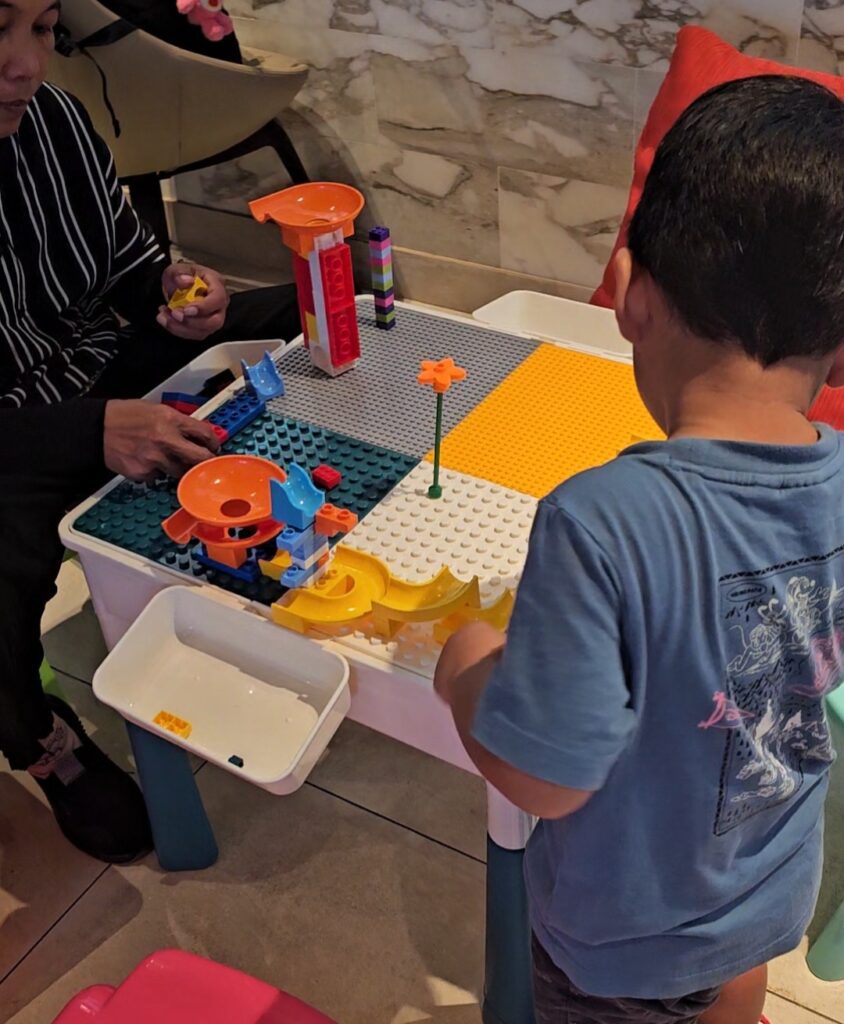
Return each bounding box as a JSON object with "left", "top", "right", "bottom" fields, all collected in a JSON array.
[
  {"left": 241, "top": 352, "right": 285, "bottom": 401},
  {"left": 277, "top": 524, "right": 321, "bottom": 561},
  {"left": 281, "top": 560, "right": 323, "bottom": 589},
  {"left": 270, "top": 463, "right": 324, "bottom": 531}
]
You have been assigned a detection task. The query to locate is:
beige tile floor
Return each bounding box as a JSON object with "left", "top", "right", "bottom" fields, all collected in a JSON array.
[{"left": 0, "top": 598, "right": 841, "bottom": 1022}]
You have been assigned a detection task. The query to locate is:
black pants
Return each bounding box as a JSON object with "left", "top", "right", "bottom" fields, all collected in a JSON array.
[
  {"left": 531, "top": 935, "right": 721, "bottom": 1024},
  {"left": 0, "top": 285, "right": 298, "bottom": 770}
]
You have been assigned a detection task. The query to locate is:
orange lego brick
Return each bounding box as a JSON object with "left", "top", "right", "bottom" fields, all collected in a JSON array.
[
  {"left": 153, "top": 710, "right": 192, "bottom": 739},
  {"left": 432, "top": 344, "right": 662, "bottom": 498},
  {"left": 315, "top": 503, "right": 358, "bottom": 537}
]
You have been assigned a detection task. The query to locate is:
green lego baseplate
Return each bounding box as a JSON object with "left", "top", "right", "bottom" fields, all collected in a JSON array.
[{"left": 73, "top": 410, "right": 419, "bottom": 605}]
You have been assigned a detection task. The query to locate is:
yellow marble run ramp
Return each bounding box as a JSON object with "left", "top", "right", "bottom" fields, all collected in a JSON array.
[
  {"left": 433, "top": 589, "right": 515, "bottom": 645},
  {"left": 271, "top": 547, "right": 391, "bottom": 633},
  {"left": 371, "top": 567, "right": 481, "bottom": 639},
  {"left": 271, "top": 546, "right": 507, "bottom": 639}
]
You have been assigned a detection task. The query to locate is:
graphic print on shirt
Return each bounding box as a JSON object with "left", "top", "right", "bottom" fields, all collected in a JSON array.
[{"left": 701, "top": 549, "right": 844, "bottom": 835}]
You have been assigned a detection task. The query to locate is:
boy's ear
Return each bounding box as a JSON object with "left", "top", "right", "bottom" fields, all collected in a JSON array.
[
  {"left": 827, "top": 346, "right": 844, "bottom": 389},
  {"left": 614, "top": 247, "right": 646, "bottom": 346}
]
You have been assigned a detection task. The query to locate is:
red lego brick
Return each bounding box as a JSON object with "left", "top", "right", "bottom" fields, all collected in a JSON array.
[
  {"left": 211, "top": 423, "right": 229, "bottom": 444},
  {"left": 163, "top": 399, "right": 201, "bottom": 416},
  {"left": 318, "top": 243, "right": 355, "bottom": 314},
  {"left": 311, "top": 465, "right": 342, "bottom": 490},
  {"left": 327, "top": 305, "right": 360, "bottom": 367}
]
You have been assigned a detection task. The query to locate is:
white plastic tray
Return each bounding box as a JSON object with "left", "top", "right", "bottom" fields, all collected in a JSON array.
[
  {"left": 473, "top": 290, "right": 631, "bottom": 361},
  {"left": 144, "top": 339, "right": 278, "bottom": 403},
  {"left": 93, "top": 586, "right": 350, "bottom": 794}
]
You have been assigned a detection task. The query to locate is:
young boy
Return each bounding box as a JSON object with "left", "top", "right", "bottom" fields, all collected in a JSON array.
[{"left": 435, "top": 75, "right": 844, "bottom": 1024}]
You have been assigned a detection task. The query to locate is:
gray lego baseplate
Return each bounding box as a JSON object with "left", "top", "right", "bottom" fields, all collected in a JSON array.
[{"left": 268, "top": 306, "right": 539, "bottom": 458}]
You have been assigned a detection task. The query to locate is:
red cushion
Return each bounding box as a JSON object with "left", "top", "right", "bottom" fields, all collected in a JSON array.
[
  {"left": 52, "top": 951, "right": 338, "bottom": 1024},
  {"left": 591, "top": 26, "right": 844, "bottom": 427}
]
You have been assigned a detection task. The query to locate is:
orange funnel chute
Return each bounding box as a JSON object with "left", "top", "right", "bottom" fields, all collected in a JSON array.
[{"left": 249, "top": 182, "right": 365, "bottom": 258}]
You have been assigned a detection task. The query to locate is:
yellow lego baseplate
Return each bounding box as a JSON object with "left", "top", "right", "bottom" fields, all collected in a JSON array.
[{"left": 430, "top": 344, "right": 662, "bottom": 498}]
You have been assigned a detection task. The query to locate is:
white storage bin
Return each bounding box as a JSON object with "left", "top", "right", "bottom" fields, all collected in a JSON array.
[
  {"left": 93, "top": 587, "right": 350, "bottom": 795},
  {"left": 473, "top": 290, "right": 631, "bottom": 361},
  {"left": 144, "top": 340, "right": 281, "bottom": 403}
]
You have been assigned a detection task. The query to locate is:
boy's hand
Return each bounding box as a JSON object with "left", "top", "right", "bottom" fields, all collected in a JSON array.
[
  {"left": 434, "top": 621, "right": 506, "bottom": 705},
  {"left": 157, "top": 263, "right": 230, "bottom": 341},
  {"left": 104, "top": 400, "right": 220, "bottom": 481}
]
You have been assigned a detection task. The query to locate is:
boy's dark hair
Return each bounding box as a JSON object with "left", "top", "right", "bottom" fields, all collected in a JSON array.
[{"left": 628, "top": 75, "right": 844, "bottom": 366}]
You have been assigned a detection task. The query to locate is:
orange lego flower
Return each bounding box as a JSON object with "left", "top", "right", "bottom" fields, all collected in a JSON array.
[{"left": 417, "top": 357, "right": 467, "bottom": 394}]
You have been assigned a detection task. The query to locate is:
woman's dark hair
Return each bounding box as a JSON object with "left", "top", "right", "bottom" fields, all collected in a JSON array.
[{"left": 628, "top": 75, "right": 844, "bottom": 366}]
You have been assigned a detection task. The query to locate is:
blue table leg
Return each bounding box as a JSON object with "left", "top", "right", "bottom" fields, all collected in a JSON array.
[
  {"left": 483, "top": 835, "right": 536, "bottom": 1024},
  {"left": 127, "top": 722, "right": 218, "bottom": 871}
]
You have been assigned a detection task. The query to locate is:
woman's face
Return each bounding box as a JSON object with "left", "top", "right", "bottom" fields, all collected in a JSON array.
[{"left": 0, "top": 0, "right": 59, "bottom": 137}]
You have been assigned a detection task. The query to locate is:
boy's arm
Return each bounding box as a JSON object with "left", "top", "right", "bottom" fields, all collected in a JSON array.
[
  {"left": 435, "top": 623, "right": 594, "bottom": 818},
  {"left": 435, "top": 500, "right": 637, "bottom": 816}
]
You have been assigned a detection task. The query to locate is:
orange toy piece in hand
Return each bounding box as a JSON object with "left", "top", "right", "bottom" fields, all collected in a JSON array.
[{"left": 417, "top": 357, "right": 467, "bottom": 394}]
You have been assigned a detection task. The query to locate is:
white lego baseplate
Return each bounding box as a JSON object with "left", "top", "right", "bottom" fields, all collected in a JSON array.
[{"left": 322, "top": 464, "right": 538, "bottom": 678}]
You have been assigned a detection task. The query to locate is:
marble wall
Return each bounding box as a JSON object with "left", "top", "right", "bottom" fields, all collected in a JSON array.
[{"left": 175, "top": 0, "right": 844, "bottom": 308}]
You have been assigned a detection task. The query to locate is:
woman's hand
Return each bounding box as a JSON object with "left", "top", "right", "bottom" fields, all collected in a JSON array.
[
  {"left": 157, "top": 263, "right": 230, "bottom": 341},
  {"left": 104, "top": 400, "right": 220, "bottom": 481}
]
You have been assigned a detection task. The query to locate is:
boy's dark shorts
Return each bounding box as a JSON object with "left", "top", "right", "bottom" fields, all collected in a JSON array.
[{"left": 532, "top": 935, "right": 722, "bottom": 1024}]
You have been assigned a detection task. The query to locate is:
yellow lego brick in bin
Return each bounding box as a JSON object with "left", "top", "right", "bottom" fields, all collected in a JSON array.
[
  {"left": 432, "top": 344, "right": 662, "bottom": 498},
  {"left": 153, "top": 709, "right": 192, "bottom": 739}
]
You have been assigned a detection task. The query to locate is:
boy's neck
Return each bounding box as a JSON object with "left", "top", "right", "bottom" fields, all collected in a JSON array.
[{"left": 662, "top": 340, "right": 826, "bottom": 446}]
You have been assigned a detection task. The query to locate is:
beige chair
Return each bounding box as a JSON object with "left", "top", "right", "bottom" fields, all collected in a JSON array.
[{"left": 47, "top": 0, "right": 309, "bottom": 253}]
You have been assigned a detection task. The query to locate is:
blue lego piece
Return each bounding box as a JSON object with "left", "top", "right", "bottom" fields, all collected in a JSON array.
[
  {"left": 241, "top": 352, "right": 285, "bottom": 401},
  {"left": 208, "top": 389, "right": 265, "bottom": 438},
  {"left": 228, "top": 755, "right": 244, "bottom": 768},
  {"left": 162, "top": 390, "right": 204, "bottom": 408},
  {"left": 369, "top": 226, "right": 391, "bottom": 243},
  {"left": 194, "top": 549, "right": 261, "bottom": 583},
  {"left": 277, "top": 524, "right": 323, "bottom": 561},
  {"left": 281, "top": 560, "right": 324, "bottom": 589},
  {"left": 270, "top": 463, "right": 324, "bottom": 531}
]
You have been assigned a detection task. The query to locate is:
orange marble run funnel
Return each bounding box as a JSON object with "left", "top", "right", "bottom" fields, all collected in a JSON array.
[
  {"left": 249, "top": 182, "right": 365, "bottom": 258},
  {"left": 162, "top": 455, "right": 286, "bottom": 569}
]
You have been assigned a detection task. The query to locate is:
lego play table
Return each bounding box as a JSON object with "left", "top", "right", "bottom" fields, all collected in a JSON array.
[{"left": 61, "top": 298, "right": 657, "bottom": 1024}]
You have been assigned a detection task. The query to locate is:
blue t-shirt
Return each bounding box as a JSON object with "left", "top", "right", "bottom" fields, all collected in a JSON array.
[{"left": 473, "top": 425, "right": 844, "bottom": 999}]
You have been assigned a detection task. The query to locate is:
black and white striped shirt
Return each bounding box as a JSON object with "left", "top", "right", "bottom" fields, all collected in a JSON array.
[{"left": 0, "top": 83, "right": 164, "bottom": 409}]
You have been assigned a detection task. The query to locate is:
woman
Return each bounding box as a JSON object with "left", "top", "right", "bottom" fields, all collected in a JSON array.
[{"left": 0, "top": 0, "right": 299, "bottom": 863}]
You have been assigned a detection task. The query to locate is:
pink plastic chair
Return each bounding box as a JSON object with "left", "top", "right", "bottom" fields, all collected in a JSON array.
[{"left": 52, "top": 949, "right": 337, "bottom": 1023}]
